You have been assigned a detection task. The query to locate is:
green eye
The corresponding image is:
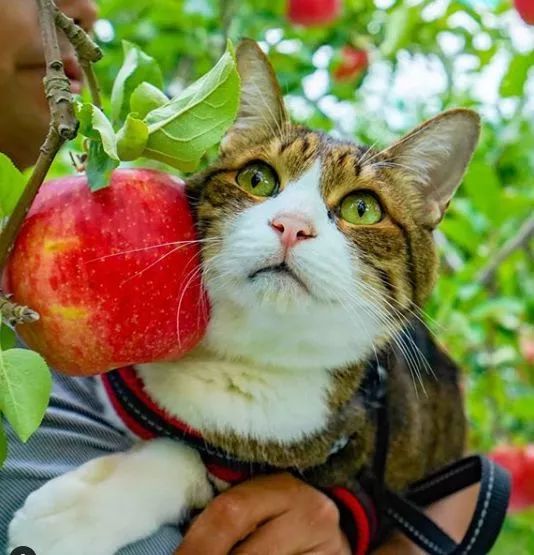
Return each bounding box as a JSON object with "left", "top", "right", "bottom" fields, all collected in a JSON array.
[
  {"left": 236, "top": 162, "right": 279, "bottom": 197},
  {"left": 339, "top": 192, "right": 383, "bottom": 225}
]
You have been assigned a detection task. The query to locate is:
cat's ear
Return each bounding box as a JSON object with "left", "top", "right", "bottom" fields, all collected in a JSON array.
[
  {"left": 383, "top": 109, "right": 480, "bottom": 228},
  {"left": 221, "top": 39, "right": 288, "bottom": 150}
]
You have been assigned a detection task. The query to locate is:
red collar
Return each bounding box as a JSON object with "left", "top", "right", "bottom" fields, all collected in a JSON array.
[{"left": 101, "top": 366, "right": 258, "bottom": 484}]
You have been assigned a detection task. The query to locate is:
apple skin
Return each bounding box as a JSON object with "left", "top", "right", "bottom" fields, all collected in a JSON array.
[
  {"left": 490, "top": 444, "right": 534, "bottom": 512},
  {"left": 332, "top": 46, "right": 369, "bottom": 83},
  {"left": 4, "top": 169, "right": 209, "bottom": 375},
  {"left": 287, "top": 0, "right": 341, "bottom": 26},
  {"left": 514, "top": 0, "right": 534, "bottom": 24}
]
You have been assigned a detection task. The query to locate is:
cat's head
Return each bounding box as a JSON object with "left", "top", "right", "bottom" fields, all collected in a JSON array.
[{"left": 187, "top": 40, "right": 479, "bottom": 371}]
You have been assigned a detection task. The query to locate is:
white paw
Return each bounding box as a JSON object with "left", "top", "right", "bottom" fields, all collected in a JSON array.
[{"left": 8, "top": 441, "right": 213, "bottom": 555}]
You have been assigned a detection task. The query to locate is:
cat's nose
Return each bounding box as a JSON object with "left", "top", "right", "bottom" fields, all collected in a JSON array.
[{"left": 270, "top": 214, "right": 316, "bottom": 249}]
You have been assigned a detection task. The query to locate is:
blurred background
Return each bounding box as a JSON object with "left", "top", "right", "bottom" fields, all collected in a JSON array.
[{"left": 58, "top": 0, "right": 534, "bottom": 550}]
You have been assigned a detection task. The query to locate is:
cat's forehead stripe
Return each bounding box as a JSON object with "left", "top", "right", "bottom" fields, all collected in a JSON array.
[{"left": 287, "top": 158, "right": 322, "bottom": 193}]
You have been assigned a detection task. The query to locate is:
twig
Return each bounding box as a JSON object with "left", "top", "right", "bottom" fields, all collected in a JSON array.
[
  {"left": 220, "top": 0, "right": 237, "bottom": 53},
  {"left": 54, "top": 6, "right": 103, "bottom": 107},
  {"left": 476, "top": 215, "right": 534, "bottom": 286},
  {"left": 0, "top": 0, "right": 99, "bottom": 323},
  {"left": 0, "top": 295, "right": 39, "bottom": 325}
]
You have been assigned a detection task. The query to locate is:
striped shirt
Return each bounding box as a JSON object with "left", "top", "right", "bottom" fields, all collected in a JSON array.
[{"left": 0, "top": 370, "right": 182, "bottom": 553}]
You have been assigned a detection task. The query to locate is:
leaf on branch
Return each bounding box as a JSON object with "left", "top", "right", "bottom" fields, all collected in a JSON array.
[
  {"left": 0, "top": 422, "right": 7, "bottom": 466},
  {"left": 130, "top": 82, "right": 168, "bottom": 119},
  {"left": 86, "top": 140, "right": 119, "bottom": 192},
  {"left": 116, "top": 114, "right": 149, "bottom": 161},
  {"left": 142, "top": 41, "right": 240, "bottom": 172},
  {"left": 0, "top": 324, "right": 16, "bottom": 351},
  {"left": 0, "top": 348, "right": 51, "bottom": 443},
  {"left": 76, "top": 102, "right": 119, "bottom": 160},
  {"left": 0, "top": 153, "right": 26, "bottom": 218},
  {"left": 111, "top": 41, "right": 164, "bottom": 127}
]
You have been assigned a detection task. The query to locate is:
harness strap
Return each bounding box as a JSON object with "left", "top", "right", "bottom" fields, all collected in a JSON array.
[
  {"left": 356, "top": 357, "right": 510, "bottom": 555},
  {"left": 383, "top": 455, "right": 510, "bottom": 555}
]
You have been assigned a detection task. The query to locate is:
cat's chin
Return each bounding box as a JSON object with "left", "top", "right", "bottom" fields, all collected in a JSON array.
[{"left": 247, "top": 267, "right": 316, "bottom": 308}]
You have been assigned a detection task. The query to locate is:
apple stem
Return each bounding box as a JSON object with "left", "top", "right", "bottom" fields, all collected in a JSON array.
[{"left": 0, "top": 0, "right": 102, "bottom": 324}]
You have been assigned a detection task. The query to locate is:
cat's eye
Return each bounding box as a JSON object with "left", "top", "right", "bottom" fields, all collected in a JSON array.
[
  {"left": 236, "top": 162, "right": 279, "bottom": 197},
  {"left": 339, "top": 192, "right": 383, "bottom": 225}
]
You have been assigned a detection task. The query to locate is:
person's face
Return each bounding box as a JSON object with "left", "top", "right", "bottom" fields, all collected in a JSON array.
[{"left": 0, "top": 0, "right": 97, "bottom": 169}]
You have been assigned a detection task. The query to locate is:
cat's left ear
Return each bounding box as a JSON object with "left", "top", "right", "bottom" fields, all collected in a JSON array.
[
  {"left": 383, "top": 109, "right": 480, "bottom": 228},
  {"left": 221, "top": 39, "right": 288, "bottom": 151}
]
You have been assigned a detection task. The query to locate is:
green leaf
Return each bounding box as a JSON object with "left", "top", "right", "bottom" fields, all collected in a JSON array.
[
  {"left": 75, "top": 102, "right": 119, "bottom": 160},
  {"left": 463, "top": 161, "right": 501, "bottom": 219},
  {"left": 500, "top": 54, "right": 533, "bottom": 98},
  {"left": 86, "top": 140, "right": 119, "bottom": 192},
  {"left": 142, "top": 42, "right": 240, "bottom": 172},
  {"left": 0, "top": 422, "right": 6, "bottom": 466},
  {"left": 0, "top": 324, "right": 16, "bottom": 351},
  {"left": 130, "top": 82, "right": 169, "bottom": 119},
  {"left": 111, "top": 41, "right": 164, "bottom": 126},
  {"left": 116, "top": 114, "right": 149, "bottom": 161},
  {"left": 0, "top": 152, "right": 25, "bottom": 218},
  {"left": 381, "top": 6, "right": 420, "bottom": 58},
  {"left": 0, "top": 348, "right": 51, "bottom": 443}
]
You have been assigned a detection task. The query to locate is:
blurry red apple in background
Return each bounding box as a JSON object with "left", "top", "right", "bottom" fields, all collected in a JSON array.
[
  {"left": 514, "top": 0, "right": 534, "bottom": 24},
  {"left": 490, "top": 444, "right": 534, "bottom": 512},
  {"left": 4, "top": 169, "right": 208, "bottom": 375},
  {"left": 287, "top": 0, "right": 341, "bottom": 26},
  {"left": 332, "top": 46, "right": 369, "bottom": 83}
]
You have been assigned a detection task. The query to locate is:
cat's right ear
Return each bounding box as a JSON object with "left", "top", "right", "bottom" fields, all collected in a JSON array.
[{"left": 221, "top": 39, "right": 288, "bottom": 151}]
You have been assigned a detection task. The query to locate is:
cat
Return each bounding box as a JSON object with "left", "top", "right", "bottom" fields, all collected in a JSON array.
[{"left": 8, "top": 39, "right": 479, "bottom": 555}]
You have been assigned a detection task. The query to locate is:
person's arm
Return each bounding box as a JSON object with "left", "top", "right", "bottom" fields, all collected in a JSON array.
[{"left": 175, "top": 474, "right": 479, "bottom": 555}]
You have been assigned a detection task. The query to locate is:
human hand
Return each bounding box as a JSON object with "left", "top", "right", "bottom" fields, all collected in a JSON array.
[{"left": 175, "top": 473, "right": 351, "bottom": 555}]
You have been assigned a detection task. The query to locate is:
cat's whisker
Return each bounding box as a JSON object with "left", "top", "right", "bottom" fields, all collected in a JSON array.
[
  {"left": 347, "top": 279, "right": 434, "bottom": 391},
  {"left": 118, "top": 242, "right": 204, "bottom": 287},
  {"left": 175, "top": 254, "right": 208, "bottom": 348},
  {"left": 329, "top": 274, "right": 428, "bottom": 395},
  {"left": 85, "top": 237, "right": 222, "bottom": 264}
]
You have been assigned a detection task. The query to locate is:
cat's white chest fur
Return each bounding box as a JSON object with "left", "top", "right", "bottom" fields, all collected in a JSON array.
[{"left": 137, "top": 343, "right": 333, "bottom": 443}]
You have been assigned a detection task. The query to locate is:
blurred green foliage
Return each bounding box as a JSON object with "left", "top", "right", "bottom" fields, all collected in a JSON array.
[{"left": 55, "top": 0, "right": 534, "bottom": 550}]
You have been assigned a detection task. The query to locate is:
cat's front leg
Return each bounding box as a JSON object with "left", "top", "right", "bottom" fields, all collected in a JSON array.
[{"left": 8, "top": 439, "right": 213, "bottom": 555}]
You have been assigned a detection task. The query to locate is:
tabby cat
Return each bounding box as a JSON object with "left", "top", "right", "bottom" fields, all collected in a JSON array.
[{"left": 8, "top": 40, "right": 479, "bottom": 555}]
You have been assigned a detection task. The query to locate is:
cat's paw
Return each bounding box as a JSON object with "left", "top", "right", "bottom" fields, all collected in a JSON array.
[
  {"left": 8, "top": 455, "right": 135, "bottom": 555},
  {"left": 8, "top": 441, "right": 213, "bottom": 555}
]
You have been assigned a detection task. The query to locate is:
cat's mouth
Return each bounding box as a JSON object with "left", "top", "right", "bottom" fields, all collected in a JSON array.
[{"left": 248, "top": 262, "right": 310, "bottom": 293}]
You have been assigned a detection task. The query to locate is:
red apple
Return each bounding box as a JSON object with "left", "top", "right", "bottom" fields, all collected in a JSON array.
[
  {"left": 4, "top": 169, "right": 209, "bottom": 375},
  {"left": 287, "top": 0, "right": 341, "bottom": 26},
  {"left": 514, "top": 0, "right": 534, "bottom": 24},
  {"left": 332, "top": 46, "right": 369, "bottom": 83},
  {"left": 489, "top": 444, "right": 534, "bottom": 512}
]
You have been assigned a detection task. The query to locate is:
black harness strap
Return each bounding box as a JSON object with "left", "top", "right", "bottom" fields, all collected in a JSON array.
[
  {"left": 363, "top": 361, "right": 511, "bottom": 555},
  {"left": 384, "top": 455, "right": 510, "bottom": 554}
]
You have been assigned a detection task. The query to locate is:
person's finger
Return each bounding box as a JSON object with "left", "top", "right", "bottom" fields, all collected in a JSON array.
[
  {"left": 231, "top": 499, "right": 348, "bottom": 555},
  {"left": 175, "top": 474, "right": 304, "bottom": 555}
]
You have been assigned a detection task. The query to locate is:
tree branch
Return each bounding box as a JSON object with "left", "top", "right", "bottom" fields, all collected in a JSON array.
[
  {"left": 0, "top": 0, "right": 101, "bottom": 324},
  {"left": 476, "top": 215, "right": 534, "bottom": 287}
]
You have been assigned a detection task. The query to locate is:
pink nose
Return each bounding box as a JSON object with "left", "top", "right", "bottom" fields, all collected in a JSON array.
[{"left": 270, "top": 214, "right": 316, "bottom": 249}]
